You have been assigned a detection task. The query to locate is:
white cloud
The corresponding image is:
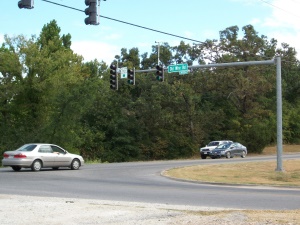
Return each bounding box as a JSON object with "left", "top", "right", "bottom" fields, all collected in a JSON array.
[
  {"left": 261, "top": 0, "right": 300, "bottom": 57},
  {"left": 103, "top": 33, "right": 122, "bottom": 41},
  {"left": 202, "top": 30, "right": 219, "bottom": 40},
  {"left": 250, "top": 18, "right": 261, "bottom": 26},
  {"left": 184, "top": 31, "right": 193, "bottom": 38},
  {"left": 71, "top": 41, "right": 119, "bottom": 64},
  {"left": 269, "top": 30, "right": 300, "bottom": 55}
]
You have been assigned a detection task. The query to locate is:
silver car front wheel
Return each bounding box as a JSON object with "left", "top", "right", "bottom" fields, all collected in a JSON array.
[{"left": 71, "top": 159, "right": 80, "bottom": 170}]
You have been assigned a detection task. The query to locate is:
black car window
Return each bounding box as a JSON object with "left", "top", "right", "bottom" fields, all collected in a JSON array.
[
  {"left": 51, "top": 146, "right": 65, "bottom": 154},
  {"left": 38, "top": 145, "right": 53, "bottom": 153},
  {"left": 18, "top": 144, "right": 37, "bottom": 152}
]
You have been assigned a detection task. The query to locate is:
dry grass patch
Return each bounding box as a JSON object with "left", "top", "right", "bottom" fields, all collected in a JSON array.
[
  {"left": 244, "top": 210, "right": 300, "bottom": 224},
  {"left": 188, "top": 209, "right": 300, "bottom": 224},
  {"left": 164, "top": 159, "right": 300, "bottom": 186},
  {"left": 262, "top": 145, "right": 300, "bottom": 155}
]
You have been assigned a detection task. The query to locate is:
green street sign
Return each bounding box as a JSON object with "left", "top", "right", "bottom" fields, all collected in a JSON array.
[{"left": 168, "top": 63, "right": 188, "bottom": 73}]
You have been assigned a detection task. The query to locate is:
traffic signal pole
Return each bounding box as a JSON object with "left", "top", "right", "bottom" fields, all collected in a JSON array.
[
  {"left": 135, "top": 58, "right": 284, "bottom": 171},
  {"left": 275, "top": 57, "right": 283, "bottom": 172}
]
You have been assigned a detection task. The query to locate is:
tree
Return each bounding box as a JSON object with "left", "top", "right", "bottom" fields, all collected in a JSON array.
[
  {"left": 0, "top": 20, "right": 93, "bottom": 153},
  {"left": 38, "top": 20, "right": 72, "bottom": 52},
  {"left": 0, "top": 38, "right": 23, "bottom": 150},
  {"left": 188, "top": 25, "right": 279, "bottom": 152},
  {"left": 1, "top": 22, "right": 299, "bottom": 161}
]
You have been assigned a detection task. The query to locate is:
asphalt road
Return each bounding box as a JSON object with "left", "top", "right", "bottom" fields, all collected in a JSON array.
[{"left": 1, "top": 154, "right": 300, "bottom": 210}]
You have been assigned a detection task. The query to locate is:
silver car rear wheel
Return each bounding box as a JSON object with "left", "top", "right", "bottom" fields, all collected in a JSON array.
[
  {"left": 12, "top": 166, "right": 21, "bottom": 171},
  {"left": 71, "top": 159, "right": 80, "bottom": 170},
  {"left": 31, "top": 160, "right": 42, "bottom": 171}
]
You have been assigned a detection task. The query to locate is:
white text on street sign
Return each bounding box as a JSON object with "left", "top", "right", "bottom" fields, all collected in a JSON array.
[{"left": 168, "top": 63, "right": 188, "bottom": 73}]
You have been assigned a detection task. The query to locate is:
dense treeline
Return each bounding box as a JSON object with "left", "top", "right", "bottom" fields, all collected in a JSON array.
[{"left": 1, "top": 20, "right": 300, "bottom": 162}]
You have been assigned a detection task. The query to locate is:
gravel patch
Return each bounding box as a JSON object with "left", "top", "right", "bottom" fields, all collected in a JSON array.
[
  {"left": 0, "top": 194, "right": 232, "bottom": 225},
  {"left": 0, "top": 194, "right": 298, "bottom": 224}
]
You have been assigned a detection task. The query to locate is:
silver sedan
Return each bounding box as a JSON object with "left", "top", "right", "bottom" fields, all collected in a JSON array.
[{"left": 2, "top": 143, "right": 84, "bottom": 171}]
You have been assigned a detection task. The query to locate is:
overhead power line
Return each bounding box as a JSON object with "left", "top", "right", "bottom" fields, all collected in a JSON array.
[
  {"left": 41, "top": 0, "right": 204, "bottom": 44},
  {"left": 259, "top": 0, "right": 300, "bottom": 19},
  {"left": 41, "top": 0, "right": 83, "bottom": 12},
  {"left": 99, "top": 15, "right": 204, "bottom": 43}
]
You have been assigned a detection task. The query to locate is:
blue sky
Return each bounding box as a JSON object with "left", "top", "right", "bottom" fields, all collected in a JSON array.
[{"left": 1, "top": 0, "right": 300, "bottom": 64}]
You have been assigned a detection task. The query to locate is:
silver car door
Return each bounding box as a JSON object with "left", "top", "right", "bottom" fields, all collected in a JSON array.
[
  {"left": 51, "top": 145, "right": 73, "bottom": 167},
  {"left": 38, "top": 145, "right": 56, "bottom": 167}
]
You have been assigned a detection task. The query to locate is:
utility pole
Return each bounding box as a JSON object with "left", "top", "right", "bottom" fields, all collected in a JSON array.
[{"left": 155, "top": 41, "right": 161, "bottom": 65}]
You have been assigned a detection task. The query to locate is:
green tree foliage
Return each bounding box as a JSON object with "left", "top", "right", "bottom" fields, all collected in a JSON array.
[
  {"left": 0, "top": 38, "right": 23, "bottom": 150},
  {"left": 0, "top": 20, "right": 96, "bottom": 154},
  {"left": 191, "top": 25, "right": 281, "bottom": 153},
  {"left": 1, "top": 22, "right": 299, "bottom": 162}
]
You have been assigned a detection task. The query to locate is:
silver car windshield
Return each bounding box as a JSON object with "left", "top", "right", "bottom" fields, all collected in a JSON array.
[{"left": 17, "top": 144, "right": 37, "bottom": 152}]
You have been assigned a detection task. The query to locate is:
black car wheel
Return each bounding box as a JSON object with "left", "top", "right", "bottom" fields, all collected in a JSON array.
[
  {"left": 71, "top": 159, "right": 80, "bottom": 170},
  {"left": 12, "top": 166, "right": 21, "bottom": 171},
  {"left": 201, "top": 155, "right": 207, "bottom": 159},
  {"left": 31, "top": 159, "right": 42, "bottom": 171}
]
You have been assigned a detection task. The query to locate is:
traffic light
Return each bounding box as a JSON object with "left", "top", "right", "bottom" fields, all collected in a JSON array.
[
  {"left": 156, "top": 65, "right": 164, "bottom": 81},
  {"left": 127, "top": 68, "right": 135, "bottom": 85},
  {"left": 84, "top": 0, "right": 98, "bottom": 25},
  {"left": 110, "top": 64, "right": 118, "bottom": 90},
  {"left": 18, "top": 0, "right": 34, "bottom": 9}
]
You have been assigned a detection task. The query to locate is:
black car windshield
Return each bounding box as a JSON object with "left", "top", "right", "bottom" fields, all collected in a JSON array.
[
  {"left": 216, "top": 143, "right": 231, "bottom": 149},
  {"left": 207, "top": 141, "right": 220, "bottom": 146},
  {"left": 17, "top": 144, "right": 37, "bottom": 152}
]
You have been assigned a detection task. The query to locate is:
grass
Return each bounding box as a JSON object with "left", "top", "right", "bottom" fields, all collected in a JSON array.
[
  {"left": 188, "top": 209, "right": 300, "bottom": 224},
  {"left": 164, "top": 145, "right": 300, "bottom": 187},
  {"left": 261, "top": 144, "right": 300, "bottom": 155}
]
